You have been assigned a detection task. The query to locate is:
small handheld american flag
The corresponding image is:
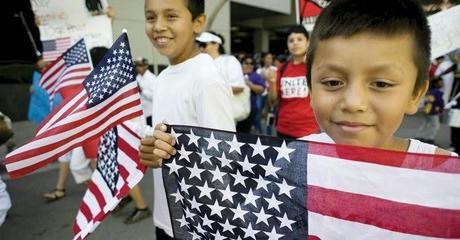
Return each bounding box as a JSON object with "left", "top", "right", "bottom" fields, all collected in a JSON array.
[
  {"left": 39, "top": 38, "right": 92, "bottom": 106},
  {"left": 5, "top": 32, "right": 143, "bottom": 179}
]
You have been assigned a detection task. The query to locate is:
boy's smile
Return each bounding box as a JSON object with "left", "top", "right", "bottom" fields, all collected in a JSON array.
[{"left": 310, "top": 32, "right": 428, "bottom": 151}]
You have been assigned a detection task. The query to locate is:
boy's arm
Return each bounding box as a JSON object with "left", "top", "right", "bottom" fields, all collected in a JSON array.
[
  {"left": 227, "top": 56, "right": 246, "bottom": 94},
  {"left": 267, "top": 69, "right": 278, "bottom": 105}
]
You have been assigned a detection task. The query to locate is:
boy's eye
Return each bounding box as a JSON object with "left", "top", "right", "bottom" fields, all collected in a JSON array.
[
  {"left": 167, "top": 14, "right": 178, "bottom": 20},
  {"left": 145, "top": 15, "right": 156, "bottom": 22},
  {"left": 320, "top": 79, "right": 344, "bottom": 89},
  {"left": 371, "top": 80, "right": 393, "bottom": 89}
]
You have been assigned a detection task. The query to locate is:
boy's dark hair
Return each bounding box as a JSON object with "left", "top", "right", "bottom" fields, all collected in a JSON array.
[
  {"left": 208, "top": 30, "right": 226, "bottom": 54},
  {"left": 185, "top": 0, "right": 205, "bottom": 20},
  {"left": 306, "top": 0, "right": 431, "bottom": 94},
  {"left": 287, "top": 25, "right": 309, "bottom": 40}
]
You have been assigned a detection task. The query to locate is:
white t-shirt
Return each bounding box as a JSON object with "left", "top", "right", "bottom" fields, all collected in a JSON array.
[
  {"left": 214, "top": 55, "right": 245, "bottom": 88},
  {"left": 302, "top": 132, "right": 457, "bottom": 156},
  {"left": 150, "top": 53, "right": 235, "bottom": 236},
  {"left": 136, "top": 69, "right": 156, "bottom": 117}
]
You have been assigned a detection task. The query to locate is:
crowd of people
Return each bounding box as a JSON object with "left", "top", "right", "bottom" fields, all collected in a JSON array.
[{"left": 1, "top": 0, "right": 460, "bottom": 238}]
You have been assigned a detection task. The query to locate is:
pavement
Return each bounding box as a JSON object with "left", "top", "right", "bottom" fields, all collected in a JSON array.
[{"left": 0, "top": 113, "right": 454, "bottom": 239}]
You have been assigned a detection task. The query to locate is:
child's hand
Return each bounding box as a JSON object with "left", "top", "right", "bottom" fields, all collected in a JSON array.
[
  {"left": 266, "top": 69, "right": 277, "bottom": 84},
  {"left": 139, "top": 123, "right": 176, "bottom": 168}
]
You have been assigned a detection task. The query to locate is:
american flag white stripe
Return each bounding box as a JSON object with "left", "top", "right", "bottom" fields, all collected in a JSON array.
[
  {"left": 6, "top": 94, "right": 141, "bottom": 174},
  {"left": 37, "top": 90, "right": 87, "bottom": 134},
  {"left": 308, "top": 153, "right": 460, "bottom": 209},
  {"left": 56, "top": 65, "right": 92, "bottom": 84},
  {"left": 85, "top": 191, "right": 101, "bottom": 218},
  {"left": 308, "top": 212, "right": 444, "bottom": 240}
]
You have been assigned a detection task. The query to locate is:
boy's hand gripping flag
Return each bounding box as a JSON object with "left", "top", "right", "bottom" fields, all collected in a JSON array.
[
  {"left": 72, "top": 119, "right": 147, "bottom": 240},
  {"left": 39, "top": 38, "right": 93, "bottom": 106},
  {"left": 5, "top": 32, "right": 143, "bottom": 179},
  {"left": 163, "top": 125, "right": 460, "bottom": 239}
]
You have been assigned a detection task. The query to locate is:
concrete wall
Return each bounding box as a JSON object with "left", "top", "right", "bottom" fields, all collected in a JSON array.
[
  {"left": 232, "top": 0, "right": 291, "bottom": 14},
  {"left": 206, "top": 1, "right": 231, "bottom": 53}
]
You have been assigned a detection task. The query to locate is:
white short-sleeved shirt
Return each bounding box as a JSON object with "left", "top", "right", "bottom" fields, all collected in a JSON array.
[
  {"left": 136, "top": 69, "right": 156, "bottom": 117},
  {"left": 214, "top": 55, "right": 245, "bottom": 88},
  {"left": 150, "top": 53, "right": 235, "bottom": 236}
]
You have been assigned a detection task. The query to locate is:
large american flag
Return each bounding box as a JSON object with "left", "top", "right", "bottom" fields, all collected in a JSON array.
[
  {"left": 163, "top": 125, "right": 460, "bottom": 239},
  {"left": 39, "top": 39, "right": 93, "bottom": 105},
  {"left": 73, "top": 119, "right": 147, "bottom": 240},
  {"left": 5, "top": 32, "right": 143, "bottom": 179},
  {"left": 42, "top": 37, "right": 72, "bottom": 62}
]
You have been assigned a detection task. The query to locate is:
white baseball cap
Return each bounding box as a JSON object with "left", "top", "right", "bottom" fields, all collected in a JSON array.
[{"left": 196, "top": 32, "right": 222, "bottom": 44}]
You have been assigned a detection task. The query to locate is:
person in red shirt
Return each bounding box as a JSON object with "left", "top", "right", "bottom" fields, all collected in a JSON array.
[{"left": 267, "top": 25, "right": 320, "bottom": 138}]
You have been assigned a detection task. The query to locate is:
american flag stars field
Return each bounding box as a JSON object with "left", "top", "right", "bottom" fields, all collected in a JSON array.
[{"left": 163, "top": 126, "right": 308, "bottom": 240}]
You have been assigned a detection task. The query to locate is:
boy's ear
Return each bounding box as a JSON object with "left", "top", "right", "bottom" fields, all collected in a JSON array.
[
  {"left": 193, "top": 14, "right": 206, "bottom": 34},
  {"left": 405, "top": 80, "right": 429, "bottom": 115}
]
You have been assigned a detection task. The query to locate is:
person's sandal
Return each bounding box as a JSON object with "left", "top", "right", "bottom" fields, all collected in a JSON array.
[{"left": 43, "top": 188, "right": 66, "bottom": 202}]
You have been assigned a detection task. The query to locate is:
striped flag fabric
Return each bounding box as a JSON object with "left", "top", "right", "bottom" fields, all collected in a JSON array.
[
  {"left": 73, "top": 119, "right": 147, "bottom": 240},
  {"left": 39, "top": 39, "right": 93, "bottom": 106},
  {"left": 5, "top": 32, "right": 143, "bottom": 179},
  {"left": 162, "top": 125, "right": 460, "bottom": 239},
  {"left": 42, "top": 37, "right": 72, "bottom": 62}
]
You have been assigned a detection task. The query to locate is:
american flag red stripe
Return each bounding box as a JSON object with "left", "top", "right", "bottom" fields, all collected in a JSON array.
[
  {"left": 308, "top": 186, "right": 460, "bottom": 238},
  {"left": 73, "top": 121, "right": 147, "bottom": 240},
  {"left": 306, "top": 141, "right": 460, "bottom": 239},
  {"left": 42, "top": 37, "right": 72, "bottom": 62}
]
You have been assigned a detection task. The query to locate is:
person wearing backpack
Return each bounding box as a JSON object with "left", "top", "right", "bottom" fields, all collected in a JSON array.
[{"left": 267, "top": 25, "right": 320, "bottom": 138}]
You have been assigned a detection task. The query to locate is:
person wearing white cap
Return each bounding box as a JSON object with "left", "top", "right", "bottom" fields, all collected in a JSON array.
[{"left": 196, "top": 31, "right": 250, "bottom": 124}]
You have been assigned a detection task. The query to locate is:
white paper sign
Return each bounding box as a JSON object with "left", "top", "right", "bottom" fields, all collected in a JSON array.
[
  {"left": 32, "top": 0, "right": 113, "bottom": 48},
  {"left": 429, "top": 5, "right": 460, "bottom": 59}
]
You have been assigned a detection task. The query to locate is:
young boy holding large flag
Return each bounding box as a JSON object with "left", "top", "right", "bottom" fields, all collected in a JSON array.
[
  {"left": 138, "top": 0, "right": 234, "bottom": 239},
  {"left": 141, "top": 0, "right": 458, "bottom": 238}
]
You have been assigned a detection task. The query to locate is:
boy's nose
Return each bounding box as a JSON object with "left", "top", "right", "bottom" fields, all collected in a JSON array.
[
  {"left": 153, "top": 17, "right": 167, "bottom": 32},
  {"left": 340, "top": 84, "right": 368, "bottom": 113}
]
